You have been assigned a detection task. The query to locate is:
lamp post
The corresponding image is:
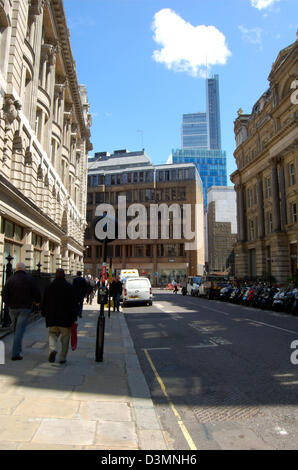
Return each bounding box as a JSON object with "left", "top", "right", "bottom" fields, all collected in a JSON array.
[{"left": 94, "top": 213, "right": 118, "bottom": 362}]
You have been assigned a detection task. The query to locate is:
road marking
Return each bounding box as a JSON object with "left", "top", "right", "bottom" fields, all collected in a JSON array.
[
  {"left": 244, "top": 319, "right": 298, "bottom": 335},
  {"left": 144, "top": 349, "right": 197, "bottom": 451}
]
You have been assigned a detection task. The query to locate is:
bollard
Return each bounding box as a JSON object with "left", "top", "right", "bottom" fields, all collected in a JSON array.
[{"left": 95, "top": 283, "right": 108, "bottom": 362}]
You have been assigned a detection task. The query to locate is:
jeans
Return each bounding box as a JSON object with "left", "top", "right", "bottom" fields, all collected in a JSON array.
[
  {"left": 9, "top": 308, "right": 31, "bottom": 358},
  {"left": 113, "top": 293, "right": 120, "bottom": 311}
]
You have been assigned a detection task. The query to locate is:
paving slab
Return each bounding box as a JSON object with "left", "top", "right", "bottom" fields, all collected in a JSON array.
[{"left": 0, "top": 303, "right": 168, "bottom": 450}]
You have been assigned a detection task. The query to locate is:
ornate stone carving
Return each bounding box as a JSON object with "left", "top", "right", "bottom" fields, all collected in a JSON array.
[
  {"left": 2, "top": 95, "right": 22, "bottom": 129},
  {"left": 41, "top": 43, "right": 56, "bottom": 66}
]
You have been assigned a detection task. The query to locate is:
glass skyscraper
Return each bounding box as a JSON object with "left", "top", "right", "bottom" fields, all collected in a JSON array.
[
  {"left": 181, "top": 113, "right": 208, "bottom": 149},
  {"left": 206, "top": 74, "right": 221, "bottom": 150},
  {"left": 173, "top": 74, "right": 227, "bottom": 206}
]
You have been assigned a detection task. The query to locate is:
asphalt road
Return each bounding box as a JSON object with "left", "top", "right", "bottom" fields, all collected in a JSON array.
[{"left": 123, "top": 290, "right": 298, "bottom": 450}]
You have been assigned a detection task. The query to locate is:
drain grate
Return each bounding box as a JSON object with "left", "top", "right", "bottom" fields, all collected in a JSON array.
[{"left": 192, "top": 387, "right": 261, "bottom": 423}]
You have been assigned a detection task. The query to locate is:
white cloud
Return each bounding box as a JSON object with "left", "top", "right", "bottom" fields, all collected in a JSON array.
[
  {"left": 151, "top": 9, "right": 231, "bottom": 77},
  {"left": 238, "top": 25, "right": 263, "bottom": 50},
  {"left": 250, "top": 0, "right": 280, "bottom": 10}
]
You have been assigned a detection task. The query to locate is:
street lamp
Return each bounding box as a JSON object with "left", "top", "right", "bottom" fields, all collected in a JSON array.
[{"left": 93, "top": 213, "right": 118, "bottom": 362}]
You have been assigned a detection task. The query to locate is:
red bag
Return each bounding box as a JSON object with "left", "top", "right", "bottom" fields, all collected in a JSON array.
[{"left": 71, "top": 322, "right": 78, "bottom": 351}]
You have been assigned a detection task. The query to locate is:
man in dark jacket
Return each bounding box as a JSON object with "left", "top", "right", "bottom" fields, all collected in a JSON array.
[
  {"left": 41, "top": 268, "right": 77, "bottom": 364},
  {"left": 2, "top": 262, "right": 41, "bottom": 360},
  {"left": 72, "top": 271, "right": 88, "bottom": 318},
  {"left": 110, "top": 276, "right": 123, "bottom": 312}
]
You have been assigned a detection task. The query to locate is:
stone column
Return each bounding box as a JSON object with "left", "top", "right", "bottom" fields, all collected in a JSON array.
[
  {"left": 236, "top": 184, "right": 246, "bottom": 242},
  {"left": 54, "top": 245, "right": 62, "bottom": 271},
  {"left": 23, "top": 229, "right": 34, "bottom": 271},
  {"left": 257, "top": 175, "right": 265, "bottom": 238},
  {"left": 279, "top": 165, "right": 287, "bottom": 231},
  {"left": 61, "top": 249, "right": 70, "bottom": 274},
  {"left": 41, "top": 239, "right": 50, "bottom": 273},
  {"left": 0, "top": 214, "right": 5, "bottom": 288},
  {"left": 271, "top": 161, "right": 281, "bottom": 232}
]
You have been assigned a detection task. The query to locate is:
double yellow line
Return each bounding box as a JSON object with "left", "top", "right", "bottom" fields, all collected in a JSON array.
[{"left": 144, "top": 349, "right": 197, "bottom": 451}]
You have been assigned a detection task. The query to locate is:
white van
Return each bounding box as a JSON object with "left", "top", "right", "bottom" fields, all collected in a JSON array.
[
  {"left": 122, "top": 277, "right": 152, "bottom": 306},
  {"left": 120, "top": 269, "right": 139, "bottom": 282}
]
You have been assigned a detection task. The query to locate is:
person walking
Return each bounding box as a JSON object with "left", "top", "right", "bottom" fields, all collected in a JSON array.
[
  {"left": 110, "top": 276, "right": 123, "bottom": 312},
  {"left": 2, "top": 262, "right": 41, "bottom": 360},
  {"left": 172, "top": 279, "right": 178, "bottom": 294},
  {"left": 41, "top": 269, "right": 77, "bottom": 364},
  {"left": 72, "top": 271, "right": 88, "bottom": 318}
]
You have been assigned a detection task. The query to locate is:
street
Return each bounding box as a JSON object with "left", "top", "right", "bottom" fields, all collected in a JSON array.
[{"left": 124, "top": 290, "right": 298, "bottom": 450}]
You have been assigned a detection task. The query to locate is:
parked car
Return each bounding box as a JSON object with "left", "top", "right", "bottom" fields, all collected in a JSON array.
[{"left": 122, "top": 277, "right": 152, "bottom": 306}]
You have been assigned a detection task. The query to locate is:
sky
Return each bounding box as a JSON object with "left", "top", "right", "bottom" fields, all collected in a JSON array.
[{"left": 63, "top": 0, "right": 297, "bottom": 182}]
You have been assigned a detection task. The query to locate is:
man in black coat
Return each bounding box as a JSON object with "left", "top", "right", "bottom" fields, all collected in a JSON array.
[
  {"left": 2, "top": 262, "right": 41, "bottom": 360},
  {"left": 72, "top": 271, "right": 88, "bottom": 318},
  {"left": 110, "top": 276, "right": 123, "bottom": 312},
  {"left": 41, "top": 269, "right": 77, "bottom": 364}
]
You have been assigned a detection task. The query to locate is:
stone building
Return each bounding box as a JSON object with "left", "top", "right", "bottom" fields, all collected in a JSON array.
[
  {"left": 85, "top": 149, "right": 205, "bottom": 286},
  {"left": 231, "top": 39, "right": 298, "bottom": 284},
  {"left": 0, "top": 0, "right": 92, "bottom": 282},
  {"left": 206, "top": 186, "right": 237, "bottom": 274}
]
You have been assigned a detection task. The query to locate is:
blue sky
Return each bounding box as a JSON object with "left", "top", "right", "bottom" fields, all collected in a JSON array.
[{"left": 63, "top": 0, "right": 297, "bottom": 181}]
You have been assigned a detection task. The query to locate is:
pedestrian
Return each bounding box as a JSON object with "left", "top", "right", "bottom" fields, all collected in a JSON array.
[
  {"left": 110, "top": 276, "right": 122, "bottom": 312},
  {"left": 41, "top": 268, "right": 77, "bottom": 364},
  {"left": 2, "top": 262, "right": 41, "bottom": 361},
  {"left": 172, "top": 279, "right": 178, "bottom": 294},
  {"left": 72, "top": 271, "right": 88, "bottom": 318},
  {"left": 86, "top": 275, "right": 96, "bottom": 304}
]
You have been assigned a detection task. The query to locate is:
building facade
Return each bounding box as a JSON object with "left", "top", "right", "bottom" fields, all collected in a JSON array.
[
  {"left": 206, "top": 74, "right": 222, "bottom": 150},
  {"left": 206, "top": 186, "right": 237, "bottom": 274},
  {"left": 231, "top": 39, "right": 298, "bottom": 284},
  {"left": 181, "top": 113, "right": 208, "bottom": 149},
  {"left": 171, "top": 75, "right": 227, "bottom": 206},
  {"left": 170, "top": 148, "right": 227, "bottom": 206},
  {"left": 0, "top": 0, "right": 92, "bottom": 282},
  {"left": 85, "top": 149, "right": 205, "bottom": 286}
]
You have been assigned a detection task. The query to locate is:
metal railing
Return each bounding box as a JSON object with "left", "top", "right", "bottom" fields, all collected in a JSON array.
[{"left": 0, "top": 256, "right": 75, "bottom": 329}]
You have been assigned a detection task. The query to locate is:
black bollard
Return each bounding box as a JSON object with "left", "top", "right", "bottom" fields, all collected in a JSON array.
[{"left": 95, "top": 282, "right": 108, "bottom": 362}]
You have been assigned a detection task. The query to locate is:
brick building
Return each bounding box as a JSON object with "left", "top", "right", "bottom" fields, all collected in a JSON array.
[{"left": 85, "top": 150, "right": 205, "bottom": 286}]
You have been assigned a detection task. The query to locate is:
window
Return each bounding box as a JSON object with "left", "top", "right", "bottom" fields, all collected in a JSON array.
[
  {"left": 127, "top": 173, "right": 132, "bottom": 183},
  {"left": 291, "top": 202, "right": 297, "bottom": 223},
  {"left": 289, "top": 163, "right": 296, "bottom": 186},
  {"left": 264, "top": 177, "right": 271, "bottom": 199},
  {"left": 95, "top": 192, "right": 104, "bottom": 204},
  {"left": 164, "top": 245, "right": 176, "bottom": 257},
  {"left": 135, "top": 245, "right": 144, "bottom": 257},
  {"left": 249, "top": 219, "right": 254, "bottom": 240},
  {"left": 266, "top": 212, "right": 273, "bottom": 234}
]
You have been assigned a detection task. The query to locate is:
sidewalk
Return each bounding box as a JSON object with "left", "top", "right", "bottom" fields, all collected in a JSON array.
[{"left": 0, "top": 303, "right": 168, "bottom": 450}]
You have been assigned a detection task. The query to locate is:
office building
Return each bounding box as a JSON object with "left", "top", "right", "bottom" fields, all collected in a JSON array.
[
  {"left": 206, "top": 74, "right": 222, "bottom": 150},
  {"left": 207, "top": 187, "right": 237, "bottom": 274},
  {"left": 85, "top": 149, "right": 205, "bottom": 285},
  {"left": 181, "top": 113, "right": 208, "bottom": 149},
  {"left": 172, "top": 75, "right": 227, "bottom": 206},
  {"left": 0, "top": 0, "right": 92, "bottom": 287},
  {"left": 231, "top": 39, "right": 298, "bottom": 284}
]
